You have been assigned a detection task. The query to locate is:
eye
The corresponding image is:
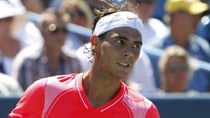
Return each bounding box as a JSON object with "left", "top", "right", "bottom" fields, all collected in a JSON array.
[
  {"left": 133, "top": 44, "right": 140, "bottom": 48},
  {"left": 116, "top": 38, "right": 123, "bottom": 45}
]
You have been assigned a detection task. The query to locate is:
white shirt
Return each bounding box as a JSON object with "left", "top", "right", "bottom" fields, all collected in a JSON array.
[
  {"left": 130, "top": 50, "right": 157, "bottom": 93},
  {"left": 1, "top": 21, "right": 42, "bottom": 75},
  {"left": 0, "top": 73, "right": 23, "bottom": 97},
  {"left": 142, "top": 18, "right": 169, "bottom": 44}
]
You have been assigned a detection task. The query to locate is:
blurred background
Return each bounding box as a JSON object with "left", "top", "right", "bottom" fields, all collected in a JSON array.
[{"left": 0, "top": 0, "right": 210, "bottom": 118}]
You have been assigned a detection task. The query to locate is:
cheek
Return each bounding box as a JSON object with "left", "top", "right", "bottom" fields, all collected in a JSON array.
[
  {"left": 136, "top": 49, "right": 141, "bottom": 58},
  {"left": 100, "top": 42, "right": 114, "bottom": 56},
  {"left": 133, "top": 48, "right": 141, "bottom": 63},
  {"left": 99, "top": 43, "right": 119, "bottom": 65},
  {"left": 0, "top": 23, "right": 10, "bottom": 32}
]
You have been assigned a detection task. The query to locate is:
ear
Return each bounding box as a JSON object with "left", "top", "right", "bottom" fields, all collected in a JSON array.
[{"left": 90, "top": 35, "right": 99, "bottom": 46}]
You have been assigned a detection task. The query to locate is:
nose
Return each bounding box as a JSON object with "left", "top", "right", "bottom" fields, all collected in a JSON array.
[{"left": 123, "top": 50, "right": 134, "bottom": 57}]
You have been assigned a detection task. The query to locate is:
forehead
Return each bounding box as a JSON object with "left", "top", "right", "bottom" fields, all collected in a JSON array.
[
  {"left": 168, "top": 56, "right": 186, "bottom": 64},
  {"left": 105, "top": 27, "right": 142, "bottom": 41}
]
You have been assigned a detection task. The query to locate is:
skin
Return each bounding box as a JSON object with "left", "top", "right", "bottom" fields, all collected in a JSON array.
[
  {"left": 40, "top": 18, "right": 68, "bottom": 75},
  {"left": 170, "top": 12, "right": 201, "bottom": 48},
  {"left": 135, "top": 2, "right": 156, "bottom": 23},
  {"left": 83, "top": 27, "right": 142, "bottom": 108},
  {"left": 67, "top": 5, "right": 87, "bottom": 27},
  {"left": 0, "top": 17, "right": 20, "bottom": 58},
  {"left": 164, "top": 56, "right": 189, "bottom": 92},
  {"left": 23, "top": 0, "right": 43, "bottom": 13},
  {"left": 67, "top": 5, "right": 89, "bottom": 44}
]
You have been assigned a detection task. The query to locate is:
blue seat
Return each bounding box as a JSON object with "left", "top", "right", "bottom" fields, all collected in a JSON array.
[{"left": 197, "top": 15, "right": 210, "bottom": 45}]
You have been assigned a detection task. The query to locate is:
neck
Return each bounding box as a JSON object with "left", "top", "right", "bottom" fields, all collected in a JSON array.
[
  {"left": 44, "top": 46, "right": 62, "bottom": 75},
  {"left": 171, "top": 29, "right": 189, "bottom": 48},
  {"left": 83, "top": 62, "right": 121, "bottom": 108}
]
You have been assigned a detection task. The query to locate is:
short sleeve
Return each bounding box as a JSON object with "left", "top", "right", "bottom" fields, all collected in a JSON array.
[
  {"left": 8, "top": 78, "right": 47, "bottom": 118},
  {"left": 145, "top": 103, "right": 160, "bottom": 118}
]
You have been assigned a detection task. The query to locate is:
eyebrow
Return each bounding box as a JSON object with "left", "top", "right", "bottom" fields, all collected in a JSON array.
[
  {"left": 115, "top": 36, "right": 143, "bottom": 45},
  {"left": 134, "top": 41, "right": 143, "bottom": 45}
]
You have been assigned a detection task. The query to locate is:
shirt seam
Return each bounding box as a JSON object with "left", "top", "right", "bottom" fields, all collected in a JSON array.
[{"left": 121, "top": 101, "right": 133, "bottom": 118}]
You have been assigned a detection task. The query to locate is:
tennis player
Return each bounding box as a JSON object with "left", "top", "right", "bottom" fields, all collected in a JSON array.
[{"left": 9, "top": 5, "right": 160, "bottom": 118}]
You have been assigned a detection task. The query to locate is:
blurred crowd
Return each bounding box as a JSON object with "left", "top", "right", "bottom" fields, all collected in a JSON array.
[{"left": 0, "top": 0, "right": 210, "bottom": 97}]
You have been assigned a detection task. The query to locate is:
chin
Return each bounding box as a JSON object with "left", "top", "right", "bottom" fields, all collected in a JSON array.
[{"left": 112, "top": 71, "right": 130, "bottom": 79}]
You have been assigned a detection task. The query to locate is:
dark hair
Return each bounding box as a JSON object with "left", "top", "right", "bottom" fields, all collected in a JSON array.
[
  {"left": 38, "top": 8, "right": 70, "bottom": 28},
  {"left": 92, "top": 0, "right": 136, "bottom": 32}
]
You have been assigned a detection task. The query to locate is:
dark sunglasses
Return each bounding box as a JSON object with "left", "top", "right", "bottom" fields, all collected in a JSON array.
[
  {"left": 49, "top": 27, "right": 68, "bottom": 34},
  {"left": 167, "top": 64, "right": 188, "bottom": 72},
  {"left": 69, "top": 10, "right": 85, "bottom": 17}
]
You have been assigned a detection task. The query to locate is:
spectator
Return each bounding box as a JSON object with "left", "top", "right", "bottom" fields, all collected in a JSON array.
[
  {"left": 0, "top": 72, "right": 23, "bottom": 97},
  {"left": 22, "top": 0, "right": 43, "bottom": 13},
  {"left": 158, "top": 45, "right": 193, "bottom": 92},
  {"left": 134, "top": 0, "right": 169, "bottom": 44},
  {"left": 0, "top": 0, "right": 42, "bottom": 75},
  {"left": 11, "top": 0, "right": 43, "bottom": 48},
  {"left": 146, "top": 0, "right": 210, "bottom": 91},
  {"left": 154, "top": 0, "right": 210, "bottom": 62},
  {"left": 60, "top": 0, "right": 94, "bottom": 50},
  {"left": 61, "top": 0, "right": 94, "bottom": 28},
  {"left": 12, "top": 9, "right": 82, "bottom": 90},
  {"left": 22, "top": 0, "right": 53, "bottom": 13},
  {"left": 0, "top": 0, "right": 22, "bottom": 75},
  {"left": 151, "top": 0, "right": 210, "bottom": 62}
]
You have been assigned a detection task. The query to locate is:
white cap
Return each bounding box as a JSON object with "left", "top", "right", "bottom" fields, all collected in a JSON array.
[
  {"left": 0, "top": 1, "right": 16, "bottom": 19},
  {"left": 10, "top": 0, "right": 26, "bottom": 15},
  {"left": 0, "top": 0, "right": 26, "bottom": 19},
  {"left": 93, "top": 11, "right": 143, "bottom": 36}
]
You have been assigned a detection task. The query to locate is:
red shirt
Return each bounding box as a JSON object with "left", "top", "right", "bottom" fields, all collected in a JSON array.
[{"left": 9, "top": 73, "right": 160, "bottom": 118}]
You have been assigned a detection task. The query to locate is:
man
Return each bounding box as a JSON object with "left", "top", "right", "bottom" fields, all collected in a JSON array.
[
  {"left": 12, "top": 9, "right": 82, "bottom": 90},
  {"left": 0, "top": 1, "right": 21, "bottom": 75},
  {"left": 0, "top": 0, "right": 42, "bottom": 75},
  {"left": 60, "top": 0, "right": 94, "bottom": 50},
  {"left": 147, "top": 0, "right": 210, "bottom": 91},
  {"left": 9, "top": 4, "right": 160, "bottom": 118},
  {"left": 151, "top": 0, "right": 210, "bottom": 62}
]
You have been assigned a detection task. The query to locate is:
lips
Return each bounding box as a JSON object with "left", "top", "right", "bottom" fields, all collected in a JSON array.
[{"left": 117, "top": 62, "right": 130, "bottom": 68}]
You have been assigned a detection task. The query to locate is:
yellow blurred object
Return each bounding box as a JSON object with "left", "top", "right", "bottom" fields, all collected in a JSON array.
[{"left": 165, "top": 0, "right": 209, "bottom": 14}]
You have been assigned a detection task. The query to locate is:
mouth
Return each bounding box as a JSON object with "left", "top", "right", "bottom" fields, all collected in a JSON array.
[{"left": 117, "top": 62, "right": 130, "bottom": 68}]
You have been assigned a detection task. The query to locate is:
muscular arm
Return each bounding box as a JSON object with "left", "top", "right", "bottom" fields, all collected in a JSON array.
[{"left": 8, "top": 79, "right": 47, "bottom": 118}]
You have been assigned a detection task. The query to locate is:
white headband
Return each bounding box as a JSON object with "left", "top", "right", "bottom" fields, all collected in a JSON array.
[{"left": 93, "top": 11, "right": 143, "bottom": 36}]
